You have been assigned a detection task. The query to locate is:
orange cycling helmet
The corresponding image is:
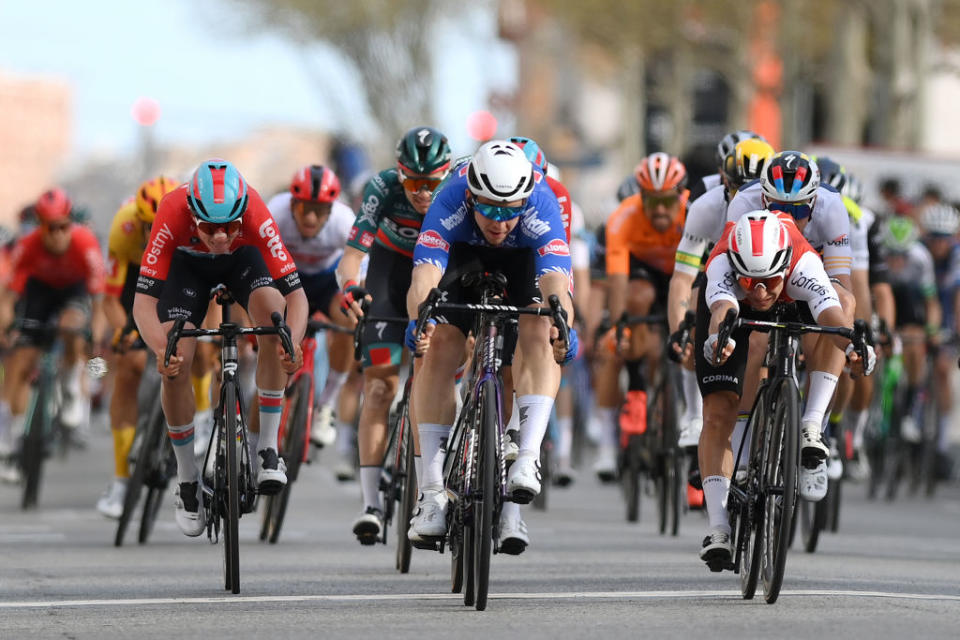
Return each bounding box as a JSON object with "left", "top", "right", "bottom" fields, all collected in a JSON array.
[
  {"left": 634, "top": 152, "right": 687, "bottom": 193},
  {"left": 136, "top": 176, "right": 180, "bottom": 224},
  {"left": 35, "top": 188, "right": 72, "bottom": 224}
]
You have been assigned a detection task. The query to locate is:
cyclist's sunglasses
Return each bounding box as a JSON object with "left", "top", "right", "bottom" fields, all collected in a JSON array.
[
  {"left": 42, "top": 221, "right": 72, "bottom": 233},
  {"left": 399, "top": 172, "right": 445, "bottom": 193},
  {"left": 737, "top": 273, "right": 784, "bottom": 292},
  {"left": 195, "top": 219, "right": 242, "bottom": 235},
  {"left": 642, "top": 193, "right": 680, "bottom": 208},
  {"left": 768, "top": 201, "right": 812, "bottom": 220},
  {"left": 474, "top": 200, "right": 525, "bottom": 222}
]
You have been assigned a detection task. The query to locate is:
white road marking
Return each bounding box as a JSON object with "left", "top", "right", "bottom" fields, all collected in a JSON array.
[{"left": 0, "top": 589, "right": 958, "bottom": 609}]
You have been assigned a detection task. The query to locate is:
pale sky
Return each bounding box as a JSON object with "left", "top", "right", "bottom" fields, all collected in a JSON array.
[{"left": 0, "top": 0, "right": 514, "bottom": 160}]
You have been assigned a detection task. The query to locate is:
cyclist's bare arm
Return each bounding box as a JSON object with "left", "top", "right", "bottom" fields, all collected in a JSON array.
[
  {"left": 873, "top": 282, "right": 896, "bottom": 330},
  {"left": 851, "top": 268, "right": 872, "bottom": 322},
  {"left": 103, "top": 294, "right": 127, "bottom": 331},
  {"left": 667, "top": 270, "right": 696, "bottom": 334},
  {"left": 926, "top": 296, "right": 942, "bottom": 336},
  {"left": 284, "top": 287, "right": 309, "bottom": 344},
  {"left": 132, "top": 293, "right": 167, "bottom": 356},
  {"left": 406, "top": 263, "right": 442, "bottom": 321},
  {"left": 606, "top": 273, "right": 628, "bottom": 324},
  {"left": 539, "top": 272, "right": 574, "bottom": 325},
  {"left": 336, "top": 245, "right": 369, "bottom": 319},
  {"left": 89, "top": 294, "right": 107, "bottom": 346}
]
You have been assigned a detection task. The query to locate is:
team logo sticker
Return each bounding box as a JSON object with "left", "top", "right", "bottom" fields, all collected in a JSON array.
[
  {"left": 417, "top": 230, "right": 450, "bottom": 252},
  {"left": 537, "top": 238, "right": 570, "bottom": 257}
]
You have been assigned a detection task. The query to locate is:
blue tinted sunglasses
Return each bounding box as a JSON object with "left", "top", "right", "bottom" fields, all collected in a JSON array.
[
  {"left": 767, "top": 201, "right": 812, "bottom": 220},
  {"left": 474, "top": 200, "right": 525, "bottom": 221}
]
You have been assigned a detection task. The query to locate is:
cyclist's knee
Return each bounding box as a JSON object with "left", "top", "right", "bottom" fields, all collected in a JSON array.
[
  {"left": 363, "top": 375, "right": 395, "bottom": 410},
  {"left": 246, "top": 286, "right": 284, "bottom": 324},
  {"left": 627, "top": 279, "right": 656, "bottom": 313}
]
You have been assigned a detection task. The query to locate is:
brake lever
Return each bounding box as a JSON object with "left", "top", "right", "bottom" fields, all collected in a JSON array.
[
  {"left": 715, "top": 308, "right": 739, "bottom": 367},
  {"left": 270, "top": 311, "right": 295, "bottom": 357},
  {"left": 164, "top": 318, "right": 186, "bottom": 367}
]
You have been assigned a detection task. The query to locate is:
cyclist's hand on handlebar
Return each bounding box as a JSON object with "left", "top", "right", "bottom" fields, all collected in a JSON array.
[
  {"left": 668, "top": 328, "right": 694, "bottom": 365},
  {"left": 157, "top": 349, "right": 184, "bottom": 378},
  {"left": 405, "top": 318, "right": 436, "bottom": 356},
  {"left": 845, "top": 342, "right": 876, "bottom": 377},
  {"left": 550, "top": 325, "right": 578, "bottom": 365},
  {"left": 339, "top": 280, "right": 370, "bottom": 322},
  {"left": 601, "top": 326, "right": 630, "bottom": 355},
  {"left": 278, "top": 342, "right": 303, "bottom": 374},
  {"left": 704, "top": 333, "right": 735, "bottom": 366}
]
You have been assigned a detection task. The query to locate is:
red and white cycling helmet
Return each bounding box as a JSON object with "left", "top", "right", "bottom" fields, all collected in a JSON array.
[{"left": 727, "top": 210, "right": 792, "bottom": 278}]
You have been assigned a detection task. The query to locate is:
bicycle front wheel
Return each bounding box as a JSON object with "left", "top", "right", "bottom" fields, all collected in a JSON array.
[
  {"left": 760, "top": 379, "right": 799, "bottom": 604},
  {"left": 473, "top": 379, "right": 498, "bottom": 611},
  {"left": 223, "top": 384, "right": 241, "bottom": 594},
  {"left": 395, "top": 402, "right": 416, "bottom": 573},
  {"left": 623, "top": 435, "right": 642, "bottom": 523}
]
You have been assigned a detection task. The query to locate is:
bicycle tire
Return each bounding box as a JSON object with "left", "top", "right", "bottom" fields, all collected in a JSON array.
[
  {"left": 739, "top": 384, "right": 767, "bottom": 600},
  {"left": 827, "top": 477, "right": 841, "bottom": 532},
  {"left": 473, "top": 379, "right": 497, "bottom": 611},
  {"left": 799, "top": 493, "right": 826, "bottom": 553},
  {"left": 139, "top": 485, "right": 165, "bottom": 544},
  {"left": 623, "top": 435, "right": 642, "bottom": 523},
  {"left": 20, "top": 383, "right": 49, "bottom": 511},
  {"left": 396, "top": 403, "right": 416, "bottom": 573},
  {"left": 125, "top": 392, "right": 166, "bottom": 546},
  {"left": 115, "top": 427, "right": 147, "bottom": 546},
  {"left": 761, "top": 380, "right": 799, "bottom": 604},
  {"left": 223, "top": 384, "right": 241, "bottom": 594},
  {"left": 462, "top": 422, "right": 477, "bottom": 607},
  {"left": 532, "top": 439, "right": 550, "bottom": 511},
  {"left": 264, "top": 375, "right": 310, "bottom": 545},
  {"left": 655, "top": 371, "right": 680, "bottom": 536}
]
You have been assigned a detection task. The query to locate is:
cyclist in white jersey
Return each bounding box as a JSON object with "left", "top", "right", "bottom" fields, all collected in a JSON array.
[
  {"left": 669, "top": 138, "right": 774, "bottom": 450},
  {"left": 267, "top": 166, "right": 357, "bottom": 451},
  {"left": 726, "top": 151, "right": 855, "bottom": 501}
]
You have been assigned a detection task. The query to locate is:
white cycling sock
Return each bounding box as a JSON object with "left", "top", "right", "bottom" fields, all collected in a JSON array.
[
  {"left": 730, "top": 413, "right": 750, "bottom": 468},
  {"left": 596, "top": 407, "right": 618, "bottom": 449},
  {"left": 335, "top": 420, "right": 354, "bottom": 457},
  {"left": 501, "top": 500, "right": 520, "bottom": 522},
  {"left": 317, "top": 370, "right": 348, "bottom": 408},
  {"left": 506, "top": 395, "right": 520, "bottom": 433},
  {"left": 257, "top": 388, "right": 284, "bottom": 453},
  {"left": 413, "top": 455, "right": 422, "bottom": 489},
  {"left": 556, "top": 416, "right": 573, "bottom": 461},
  {"left": 802, "top": 371, "right": 839, "bottom": 430},
  {"left": 168, "top": 422, "right": 198, "bottom": 484},
  {"left": 851, "top": 409, "right": 869, "bottom": 449},
  {"left": 681, "top": 368, "right": 703, "bottom": 423},
  {"left": 418, "top": 423, "right": 450, "bottom": 491},
  {"left": 360, "top": 465, "right": 383, "bottom": 511},
  {"left": 517, "top": 395, "right": 554, "bottom": 456},
  {"left": 702, "top": 475, "right": 731, "bottom": 535}
]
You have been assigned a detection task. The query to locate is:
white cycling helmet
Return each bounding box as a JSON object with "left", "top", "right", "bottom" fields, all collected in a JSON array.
[
  {"left": 467, "top": 140, "right": 535, "bottom": 203},
  {"left": 760, "top": 151, "right": 820, "bottom": 203},
  {"left": 921, "top": 203, "right": 960, "bottom": 236},
  {"left": 727, "top": 210, "right": 792, "bottom": 278}
]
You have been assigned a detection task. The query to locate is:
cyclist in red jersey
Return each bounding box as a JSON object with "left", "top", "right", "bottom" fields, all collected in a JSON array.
[
  {"left": 133, "top": 160, "right": 308, "bottom": 537},
  {"left": 0, "top": 189, "right": 107, "bottom": 483}
]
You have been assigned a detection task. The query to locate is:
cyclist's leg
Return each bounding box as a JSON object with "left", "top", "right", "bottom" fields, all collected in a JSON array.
[
  {"left": 590, "top": 339, "right": 622, "bottom": 478},
  {"left": 621, "top": 274, "right": 660, "bottom": 437},
  {"left": 899, "top": 325, "right": 927, "bottom": 442},
  {"left": 98, "top": 347, "right": 145, "bottom": 516},
  {"left": 353, "top": 363, "right": 399, "bottom": 540}
]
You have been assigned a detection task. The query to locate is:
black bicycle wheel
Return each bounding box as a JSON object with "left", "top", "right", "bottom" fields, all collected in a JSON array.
[
  {"left": 623, "top": 435, "right": 642, "bottom": 523},
  {"left": 738, "top": 385, "right": 768, "bottom": 600},
  {"left": 262, "top": 375, "right": 309, "bottom": 545},
  {"left": 20, "top": 385, "right": 49, "bottom": 511},
  {"left": 827, "top": 477, "right": 841, "bottom": 532},
  {"left": 473, "top": 379, "right": 497, "bottom": 611},
  {"left": 115, "top": 428, "right": 148, "bottom": 546},
  {"left": 760, "top": 380, "right": 799, "bottom": 604},
  {"left": 396, "top": 404, "right": 416, "bottom": 573},
  {"left": 134, "top": 395, "right": 169, "bottom": 545},
  {"left": 139, "top": 485, "right": 165, "bottom": 544},
  {"left": 799, "top": 493, "right": 827, "bottom": 553},
  {"left": 532, "top": 438, "right": 550, "bottom": 511},
  {"left": 223, "top": 384, "right": 241, "bottom": 594}
]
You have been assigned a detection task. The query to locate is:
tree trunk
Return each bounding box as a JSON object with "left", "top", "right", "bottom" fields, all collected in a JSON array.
[{"left": 826, "top": 1, "right": 871, "bottom": 144}]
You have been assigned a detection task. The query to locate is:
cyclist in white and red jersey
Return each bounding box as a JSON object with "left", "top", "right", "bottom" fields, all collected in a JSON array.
[
  {"left": 695, "top": 210, "right": 873, "bottom": 566},
  {"left": 133, "top": 159, "right": 308, "bottom": 537},
  {"left": 267, "top": 165, "right": 357, "bottom": 449}
]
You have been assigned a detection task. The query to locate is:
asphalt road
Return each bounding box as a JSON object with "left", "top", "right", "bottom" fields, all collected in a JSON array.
[{"left": 1, "top": 422, "right": 958, "bottom": 639}]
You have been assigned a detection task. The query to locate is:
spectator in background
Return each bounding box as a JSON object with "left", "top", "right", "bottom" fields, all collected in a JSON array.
[{"left": 880, "top": 178, "right": 914, "bottom": 219}]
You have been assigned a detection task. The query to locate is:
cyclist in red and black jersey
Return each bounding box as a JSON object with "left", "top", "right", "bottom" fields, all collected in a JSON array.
[{"left": 133, "top": 159, "right": 308, "bottom": 537}]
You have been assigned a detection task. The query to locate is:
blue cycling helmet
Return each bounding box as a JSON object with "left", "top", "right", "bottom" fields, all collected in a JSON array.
[
  {"left": 508, "top": 136, "right": 548, "bottom": 172},
  {"left": 186, "top": 159, "right": 249, "bottom": 223}
]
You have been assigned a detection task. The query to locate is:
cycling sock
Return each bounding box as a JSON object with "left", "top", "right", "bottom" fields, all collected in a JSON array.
[
  {"left": 501, "top": 500, "right": 520, "bottom": 522},
  {"left": 681, "top": 368, "right": 702, "bottom": 423},
  {"left": 597, "top": 407, "right": 618, "bottom": 448},
  {"left": 191, "top": 371, "right": 213, "bottom": 414},
  {"left": 730, "top": 413, "right": 750, "bottom": 467},
  {"left": 625, "top": 360, "right": 646, "bottom": 391},
  {"left": 413, "top": 455, "right": 422, "bottom": 489},
  {"left": 556, "top": 416, "right": 573, "bottom": 461},
  {"left": 257, "top": 388, "right": 285, "bottom": 452},
  {"left": 112, "top": 425, "right": 135, "bottom": 479},
  {"left": 317, "top": 370, "right": 348, "bottom": 408},
  {"left": 852, "top": 409, "right": 869, "bottom": 449},
  {"left": 168, "top": 422, "right": 198, "bottom": 484},
  {"left": 360, "top": 465, "right": 383, "bottom": 511},
  {"left": 702, "top": 475, "right": 731, "bottom": 534},
  {"left": 335, "top": 420, "right": 354, "bottom": 457},
  {"left": 418, "top": 423, "right": 450, "bottom": 491},
  {"left": 801, "top": 371, "right": 839, "bottom": 430},
  {"left": 506, "top": 395, "right": 520, "bottom": 433},
  {"left": 516, "top": 395, "right": 554, "bottom": 456}
]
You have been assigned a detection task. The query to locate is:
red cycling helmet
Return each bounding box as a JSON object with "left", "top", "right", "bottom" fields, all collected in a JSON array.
[
  {"left": 35, "top": 188, "right": 72, "bottom": 224},
  {"left": 290, "top": 165, "right": 341, "bottom": 203}
]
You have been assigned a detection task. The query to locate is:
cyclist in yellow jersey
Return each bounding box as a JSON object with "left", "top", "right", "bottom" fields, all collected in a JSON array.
[{"left": 96, "top": 177, "right": 186, "bottom": 517}]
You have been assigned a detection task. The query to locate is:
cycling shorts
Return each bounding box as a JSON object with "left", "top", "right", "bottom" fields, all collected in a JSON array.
[
  {"left": 892, "top": 282, "right": 927, "bottom": 328},
  {"left": 156, "top": 246, "right": 282, "bottom": 326},
  {"left": 15, "top": 279, "right": 90, "bottom": 348},
  {"left": 628, "top": 257, "right": 671, "bottom": 313},
  {"left": 300, "top": 269, "right": 340, "bottom": 317},
  {"left": 360, "top": 244, "right": 412, "bottom": 368}
]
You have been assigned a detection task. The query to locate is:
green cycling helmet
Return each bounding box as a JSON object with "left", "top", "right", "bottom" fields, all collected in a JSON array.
[
  {"left": 396, "top": 126, "right": 452, "bottom": 176},
  {"left": 882, "top": 216, "right": 918, "bottom": 254}
]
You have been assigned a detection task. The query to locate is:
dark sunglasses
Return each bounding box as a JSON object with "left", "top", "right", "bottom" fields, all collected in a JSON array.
[
  {"left": 767, "top": 201, "right": 812, "bottom": 221},
  {"left": 643, "top": 193, "right": 680, "bottom": 208},
  {"left": 737, "top": 274, "right": 784, "bottom": 292},
  {"left": 196, "top": 220, "right": 242, "bottom": 235},
  {"left": 42, "top": 221, "right": 72, "bottom": 233},
  {"left": 399, "top": 172, "right": 445, "bottom": 193}
]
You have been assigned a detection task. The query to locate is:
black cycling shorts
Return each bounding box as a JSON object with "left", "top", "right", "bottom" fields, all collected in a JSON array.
[
  {"left": 15, "top": 279, "right": 90, "bottom": 348},
  {"left": 628, "top": 257, "right": 671, "bottom": 312},
  {"left": 892, "top": 283, "right": 927, "bottom": 327},
  {"left": 156, "top": 246, "right": 293, "bottom": 326},
  {"left": 300, "top": 269, "right": 340, "bottom": 317},
  {"left": 360, "top": 244, "right": 412, "bottom": 368}
]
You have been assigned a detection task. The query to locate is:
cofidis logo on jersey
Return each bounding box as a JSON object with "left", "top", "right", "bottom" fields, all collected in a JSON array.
[{"left": 417, "top": 230, "right": 450, "bottom": 252}]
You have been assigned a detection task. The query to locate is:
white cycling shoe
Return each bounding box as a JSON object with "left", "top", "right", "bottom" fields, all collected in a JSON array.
[
  {"left": 506, "top": 454, "right": 541, "bottom": 504},
  {"left": 800, "top": 460, "right": 828, "bottom": 502},
  {"left": 408, "top": 488, "right": 448, "bottom": 547},
  {"left": 800, "top": 422, "right": 829, "bottom": 462},
  {"left": 174, "top": 481, "right": 206, "bottom": 537},
  {"left": 310, "top": 404, "right": 337, "bottom": 448},
  {"left": 96, "top": 478, "right": 127, "bottom": 519},
  {"left": 499, "top": 513, "right": 529, "bottom": 555},
  {"left": 678, "top": 417, "right": 703, "bottom": 448},
  {"left": 900, "top": 416, "right": 922, "bottom": 444},
  {"left": 593, "top": 445, "right": 618, "bottom": 483}
]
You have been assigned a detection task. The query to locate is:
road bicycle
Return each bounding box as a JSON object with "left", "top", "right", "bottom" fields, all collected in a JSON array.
[
  {"left": 413, "top": 271, "right": 569, "bottom": 611},
  {"left": 716, "top": 305, "right": 869, "bottom": 604},
  {"left": 259, "top": 317, "right": 353, "bottom": 544},
  {"left": 165, "top": 285, "right": 295, "bottom": 594}
]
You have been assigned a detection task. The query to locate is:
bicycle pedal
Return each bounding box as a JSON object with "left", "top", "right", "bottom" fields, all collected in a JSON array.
[
  {"left": 706, "top": 560, "right": 726, "bottom": 573},
  {"left": 410, "top": 536, "right": 443, "bottom": 551}
]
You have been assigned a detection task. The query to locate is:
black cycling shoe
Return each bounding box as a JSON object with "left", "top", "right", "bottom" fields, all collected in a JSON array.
[
  {"left": 257, "top": 448, "right": 287, "bottom": 496},
  {"left": 699, "top": 530, "right": 733, "bottom": 572},
  {"left": 352, "top": 507, "right": 384, "bottom": 546}
]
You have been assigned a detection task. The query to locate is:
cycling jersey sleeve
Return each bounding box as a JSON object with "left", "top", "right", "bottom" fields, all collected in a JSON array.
[
  {"left": 412, "top": 183, "right": 472, "bottom": 274},
  {"left": 76, "top": 227, "right": 106, "bottom": 295},
  {"left": 818, "top": 190, "right": 853, "bottom": 277},
  {"left": 605, "top": 196, "right": 638, "bottom": 277},
  {"left": 850, "top": 215, "right": 870, "bottom": 272},
  {"left": 704, "top": 252, "right": 741, "bottom": 311},
  {"left": 676, "top": 185, "right": 725, "bottom": 276},
  {"left": 347, "top": 172, "right": 389, "bottom": 253},
  {"left": 524, "top": 183, "right": 572, "bottom": 283},
  {"left": 105, "top": 211, "right": 135, "bottom": 297},
  {"left": 784, "top": 252, "right": 841, "bottom": 321},
  {"left": 137, "top": 188, "right": 189, "bottom": 298},
  {"left": 242, "top": 190, "right": 302, "bottom": 295},
  {"left": 570, "top": 202, "right": 590, "bottom": 270}
]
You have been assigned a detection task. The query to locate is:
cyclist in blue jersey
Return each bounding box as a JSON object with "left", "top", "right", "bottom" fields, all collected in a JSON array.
[{"left": 405, "top": 140, "right": 576, "bottom": 554}]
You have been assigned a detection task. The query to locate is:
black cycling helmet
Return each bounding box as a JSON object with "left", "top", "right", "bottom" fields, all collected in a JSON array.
[
  {"left": 395, "top": 126, "right": 452, "bottom": 176},
  {"left": 812, "top": 155, "right": 847, "bottom": 192}
]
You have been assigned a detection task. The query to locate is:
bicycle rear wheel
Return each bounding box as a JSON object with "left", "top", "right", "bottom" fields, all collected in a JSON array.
[
  {"left": 738, "top": 385, "right": 768, "bottom": 600},
  {"left": 395, "top": 403, "right": 416, "bottom": 573},
  {"left": 115, "top": 429, "right": 148, "bottom": 546},
  {"left": 20, "top": 384, "right": 50, "bottom": 510},
  {"left": 223, "top": 384, "right": 241, "bottom": 594},
  {"left": 799, "top": 494, "right": 827, "bottom": 553},
  {"left": 623, "top": 435, "right": 642, "bottom": 523},
  {"left": 473, "top": 379, "right": 498, "bottom": 611},
  {"left": 262, "top": 375, "right": 309, "bottom": 545},
  {"left": 134, "top": 395, "right": 169, "bottom": 545},
  {"left": 760, "top": 380, "right": 799, "bottom": 604}
]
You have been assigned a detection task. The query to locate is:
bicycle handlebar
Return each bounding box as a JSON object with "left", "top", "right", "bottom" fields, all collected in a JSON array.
[{"left": 163, "top": 312, "right": 295, "bottom": 368}]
